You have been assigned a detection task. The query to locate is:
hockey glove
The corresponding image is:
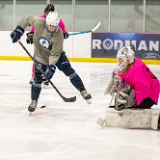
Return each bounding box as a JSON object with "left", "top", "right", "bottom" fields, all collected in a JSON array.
[
  {"left": 45, "top": 65, "right": 56, "bottom": 80},
  {"left": 104, "top": 72, "right": 122, "bottom": 96},
  {"left": 42, "top": 74, "right": 48, "bottom": 83},
  {"left": 104, "top": 73, "right": 114, "bottom": 95},
  {"left": 63, "top": 32, "right": 69, "bottom": 39},
  {"left": 10, "top": 26, "right": 24, "bottom": 43},
  {"left": 115, "top": 85, "right": 136, "bottom": 111},
  {"left": 41, "top": 74, "right": 49, "bottom": 86},
  {"left": 26, "top": 32, "right": 34, "bottom": 44},
  {"left": 115, "top": 91, "right": 128, "bottom": 110}
]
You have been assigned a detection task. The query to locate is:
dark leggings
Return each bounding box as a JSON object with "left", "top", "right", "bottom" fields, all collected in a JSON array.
[
  {"left": 110, "top": 98, "right": 155, "bottom": 109},
  {"left": 131, "top": 98, "right": 155, "bottom": 109}
]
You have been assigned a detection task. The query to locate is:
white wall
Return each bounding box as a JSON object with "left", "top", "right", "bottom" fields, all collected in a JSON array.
[{"left": 0, "top": 31, "right": 91, "bottom": 58}]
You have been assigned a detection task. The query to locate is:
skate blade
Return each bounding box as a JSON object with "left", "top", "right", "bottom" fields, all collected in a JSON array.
[
  {"left": 28, "top": 105, "right": 46, "bottom": 115},
  {"left": 86, "top": 99, "right": 92, "bottom": 104},
  {"left": 43, "top": 85, "right": 46, "bottom": 89},
  {"left": 43, "top": 85, "right": 49, "bottom": 89}
]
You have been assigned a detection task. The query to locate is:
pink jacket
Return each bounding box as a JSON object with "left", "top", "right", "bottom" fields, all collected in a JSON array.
[
  {"left": 30, "top": 14, "right": 67, "bottom": 33},
  {"left": 119, "top": 58, "right": 160, "bottom": 105}
]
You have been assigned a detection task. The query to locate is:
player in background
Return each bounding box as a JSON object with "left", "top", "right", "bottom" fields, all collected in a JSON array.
[
  {"left": 26, "top": 4, "right": 69, "bottom": 86},
  {"left": 10, "top": 12, "right": 92, "bottom": 112}
]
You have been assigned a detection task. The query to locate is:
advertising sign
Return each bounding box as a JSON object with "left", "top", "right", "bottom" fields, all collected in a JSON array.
[{"left": 92, "top": 33, "right": 160, "bottom": 59}]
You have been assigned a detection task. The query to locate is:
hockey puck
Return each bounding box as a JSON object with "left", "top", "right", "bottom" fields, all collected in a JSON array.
[{"left": 41, "top": 105, "right": 46, "bottom": 108}]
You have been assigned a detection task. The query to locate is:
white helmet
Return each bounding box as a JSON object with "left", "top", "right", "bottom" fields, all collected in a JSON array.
[
  {"left": 117, "top": 45, "right": 135, "bottom": 71},
  {"left": 117, "top": 45, "right": 135, "bottom": 64},
  {"left": 46, "top": 12, "right": 60, "bottom": 26}
]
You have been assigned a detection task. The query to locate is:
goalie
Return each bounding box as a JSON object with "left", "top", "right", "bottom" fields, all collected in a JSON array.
[{"left": 103, "top": 44, "right": 160, "bottom": 129}]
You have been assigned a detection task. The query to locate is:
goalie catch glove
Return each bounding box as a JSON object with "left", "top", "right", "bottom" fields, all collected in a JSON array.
[
  {"left": 10, "top": 26, "right": 24, "bottom": 43},
  {"left": 26, "top": 32, "right": 34, "bottom": 44},
  {"left": 104, "top": 71, "right": 123, "bottom": 96}
]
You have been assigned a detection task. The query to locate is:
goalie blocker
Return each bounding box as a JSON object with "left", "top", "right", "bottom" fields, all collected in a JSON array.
[{"left": 97, "top": 108, "right": 160, "bottom": 130}]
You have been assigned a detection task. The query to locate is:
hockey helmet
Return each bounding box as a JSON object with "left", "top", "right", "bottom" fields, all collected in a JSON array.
[
  {"left": 46, "top": 12, "right": 60, "bottom": 26},
  {"left": 117, "top": 45, "right": 135, "bottom": 64},
  {"left": 44, "top": 4, "right": 55, "bottom": 13}
]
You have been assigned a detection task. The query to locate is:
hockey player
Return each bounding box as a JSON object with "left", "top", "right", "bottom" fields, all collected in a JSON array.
[
  {"left": 105, "top": 44, "right": 160, "bottom": 110},
  {"left": 118, "top": 49, "right": 159, "bottom": 109},
  {"left": 103, "top": 44, "right": 160, "bottom": 130},
  {"left": 26, "top": 4, "right": 68, "bottom": 86},
  {"left": 10, "top": 11, "right": 92, "bottom": 112}
]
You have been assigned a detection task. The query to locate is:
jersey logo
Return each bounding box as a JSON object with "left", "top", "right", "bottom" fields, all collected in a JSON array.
[{"left": 38, "top": 37, "right": 50, "bottom": 49}]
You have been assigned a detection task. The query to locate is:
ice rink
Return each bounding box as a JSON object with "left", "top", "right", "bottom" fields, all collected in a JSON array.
[{"left": 0, "top": 60, "right": 160, "bottom": 160}]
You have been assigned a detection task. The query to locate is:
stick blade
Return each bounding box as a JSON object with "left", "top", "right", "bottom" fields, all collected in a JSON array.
[
  {"left": 92, "top": 21, "right": 101, "bottom": 32},
  {"left": 63, "top": 96, "right": 76, "bottom": 102}
]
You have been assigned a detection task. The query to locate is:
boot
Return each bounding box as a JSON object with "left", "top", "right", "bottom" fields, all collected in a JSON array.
[
  {"left": 43, "top": 81, "right": 49, "bottom": 89},
  {"left": 80, "top": 90, "right": 92, "bottom": 104},
  {"left": 42, "top": 76, "right": 49, "bottom": 88},
  {"left": 28, "top": 100, "right": 38, "bottom": 112},
  {"left": 29, "top": 77, "right": 34, "bottom": 84}
]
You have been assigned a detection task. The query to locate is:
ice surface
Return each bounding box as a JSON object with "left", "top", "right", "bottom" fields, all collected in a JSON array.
[{"left": 0, "top": 61, "right": 160, "bottom": 160}]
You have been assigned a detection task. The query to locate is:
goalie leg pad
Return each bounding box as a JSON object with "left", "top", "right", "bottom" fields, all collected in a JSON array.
[
  {"left": 97, "top": 118, "right": 105, "bottom": 126},
  {"left": 105, "top": 108, "right": 159, "bottom": 130}
]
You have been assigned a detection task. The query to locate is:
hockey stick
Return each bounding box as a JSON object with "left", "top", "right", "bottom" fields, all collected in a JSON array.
[
  {"left": 18, "top": 41, "right": 76, "bottom": 102},
  {"left": 68, "top": 21, "right": 101, "bottom": 36}
]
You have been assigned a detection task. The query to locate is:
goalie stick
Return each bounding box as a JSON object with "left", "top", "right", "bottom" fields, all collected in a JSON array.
[
  {"left": 68, "top": 21, "right": 101, "bottom": 36},
  {"left": 19, "top": 41, "right": 76, "bottom": 102}
]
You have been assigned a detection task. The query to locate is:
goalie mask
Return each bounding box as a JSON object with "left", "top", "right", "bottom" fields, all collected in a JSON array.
[{"left": 117, "top": 45, "right": 135, "bottom": 71}]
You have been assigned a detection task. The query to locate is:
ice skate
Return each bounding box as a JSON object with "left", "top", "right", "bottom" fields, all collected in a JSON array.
[
  {"left": 158, "top": 115, "right": 160, "bottom": 129},
  {"left": 42, "top": 75, "right": 49, "bottom": 89},
  {"left": 43, "top": 81, "right": 49, "bottom": 89},
  {"left": 28, "top": 100, "right": 38, "bottom": 113},
  {"left": 29, "top": 77, "right": 34, "bottom": 84},
  {"left": 80, "top": 90, "right": 92, "bottom": 104}
]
